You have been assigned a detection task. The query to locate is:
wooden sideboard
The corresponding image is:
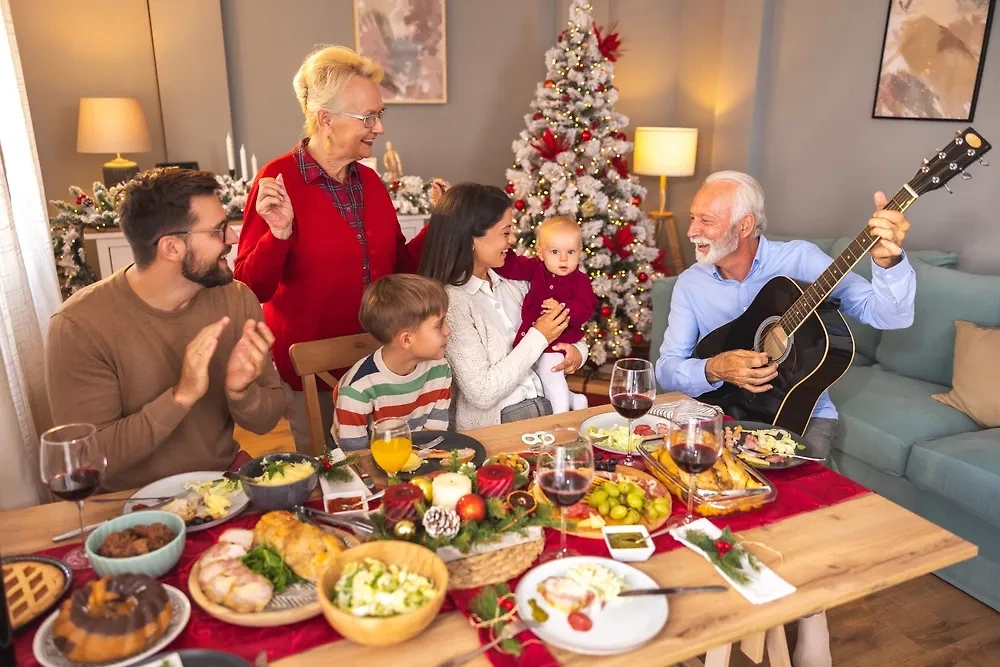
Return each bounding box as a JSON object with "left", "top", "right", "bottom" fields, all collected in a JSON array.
[{"left": 84, "top": 214, "right": 428, "bottom": 280}]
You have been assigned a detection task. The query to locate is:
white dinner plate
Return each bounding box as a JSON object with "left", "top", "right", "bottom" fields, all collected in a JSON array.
[
  {"left": 579, "top": 412, "right": 672, "bottom": 455},
  {"left": 34, "top": 584, "right": 191, "bottom": 667},
  {"left": 514, "top": 556, "right": 668, "bottom": 655},
  {"left": 123, "top": 471, "right": 249, "bottom": 533}
]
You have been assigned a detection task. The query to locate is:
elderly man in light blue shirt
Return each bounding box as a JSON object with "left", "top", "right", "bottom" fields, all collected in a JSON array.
[{"left": 654, "top": 170, "right": 916, "bottom": 667}]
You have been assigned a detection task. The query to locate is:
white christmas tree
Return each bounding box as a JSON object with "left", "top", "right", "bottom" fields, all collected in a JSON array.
[{"left": 505, "top": 0, "right": 665, "bottom": 367}]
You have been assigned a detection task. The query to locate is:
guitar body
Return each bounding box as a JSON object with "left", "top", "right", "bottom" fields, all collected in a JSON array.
[{"left": 693, "top": 276, "right": 855, "bottom": 435}]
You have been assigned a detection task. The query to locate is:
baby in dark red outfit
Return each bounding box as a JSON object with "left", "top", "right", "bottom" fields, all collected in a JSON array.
[{"left": 494, "top": 216, "right": 598, "bottom": 413}]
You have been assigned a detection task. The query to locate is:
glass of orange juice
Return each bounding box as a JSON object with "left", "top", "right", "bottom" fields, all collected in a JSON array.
[{"left": 370, "top": 417, "right": 413, "bottom": 476}]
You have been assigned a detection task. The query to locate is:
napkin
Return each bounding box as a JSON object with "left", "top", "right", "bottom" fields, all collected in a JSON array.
[
  {"left": 648, "top": 399, "right": 726, "bottom": 426},
  {"left": 670, "top": 518, "right": 796, "bottom": 604}
]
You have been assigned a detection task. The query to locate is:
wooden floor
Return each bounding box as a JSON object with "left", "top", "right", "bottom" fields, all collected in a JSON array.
[{"left": 235, "top": 420, "right": 1000, "bottom": 665}]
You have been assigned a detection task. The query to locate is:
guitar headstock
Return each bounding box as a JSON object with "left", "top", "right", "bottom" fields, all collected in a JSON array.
[{"left": 908, "top": 128, "right": 991, "bottom": 196}]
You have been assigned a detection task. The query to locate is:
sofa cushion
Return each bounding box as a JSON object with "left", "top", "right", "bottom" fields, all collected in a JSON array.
[
  {"left": 932, "top": 322, "right": 1000, "bottom": 428},
  {"left": 827, "top": 240, "right": 959, "bottom": 368},
  {"left": 649, "top": 276, "right": 677, "bottom": 372},
  {"left": 829, "top": 365, "right": 979, "bottom": 475},
  {"left": 768, "top": 234, "right": 837, "bottom": 255},
  {"left": 906, "top": 429, "right": 1000, "bottom": 527},
  {"left": 875, "top": 259, "right": 1000, "bottom": 386}
]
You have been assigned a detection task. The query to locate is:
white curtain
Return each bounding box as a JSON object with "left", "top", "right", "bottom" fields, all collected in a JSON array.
[{"left": 0, "top": 0, "right": 64, "bottom": 509}]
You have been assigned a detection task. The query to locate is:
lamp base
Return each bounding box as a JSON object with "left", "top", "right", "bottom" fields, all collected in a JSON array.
[{"left": 102, "top": 156, "right": 139, "bottom": 187}]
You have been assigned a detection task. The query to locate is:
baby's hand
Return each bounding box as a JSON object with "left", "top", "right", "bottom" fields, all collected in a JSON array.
[{"left": 541, "top": 298, "right": 561, "bottom": 313}]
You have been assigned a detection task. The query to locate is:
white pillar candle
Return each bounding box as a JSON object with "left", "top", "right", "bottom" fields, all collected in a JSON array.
[
  {"left": 226, "top": 132, "right": 235, "bottom": 171},
  {"left": 251, "top": 154, "right": 259, "bottom": 178},
  {"left": 432, "top": 473, "right": 472, "bottom": 511},
  {"left": 239, "top": 145, "right": 248, "bottom": 182}
]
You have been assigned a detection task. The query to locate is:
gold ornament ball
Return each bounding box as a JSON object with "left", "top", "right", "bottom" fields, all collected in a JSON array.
[
  {"left": 410, "top": 476, "right": 433, "bottom": 502},
  {"left": 393, "top": 519, "right": 417, "bottom": 540},
  {"left": 581, "top": 200, "right": 598, "bottom": 217}
]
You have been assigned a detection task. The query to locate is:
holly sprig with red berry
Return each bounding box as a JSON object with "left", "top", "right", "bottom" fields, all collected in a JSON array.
[
  {"left": 469, "top": 583, "right": 523, "bottom": 656},
  {"left": 316, "top": 450, "right": 362, "bottom": 483},
  {"left": 684, "top": 526, "right": 761, "bottom": 585}
]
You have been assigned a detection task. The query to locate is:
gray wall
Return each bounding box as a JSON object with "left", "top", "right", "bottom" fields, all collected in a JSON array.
[{"left": 754, "top": 0, "right": 1000, "bottom": 274}]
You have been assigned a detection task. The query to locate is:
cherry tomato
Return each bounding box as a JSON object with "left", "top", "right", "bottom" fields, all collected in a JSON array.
[{"left": 567, "top": 611, "right": 593, "bottom": 632}]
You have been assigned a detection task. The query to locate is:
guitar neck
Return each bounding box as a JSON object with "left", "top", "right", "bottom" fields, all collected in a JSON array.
[{"left": 778, "top": 185, "right": 917, "bottom": 336}]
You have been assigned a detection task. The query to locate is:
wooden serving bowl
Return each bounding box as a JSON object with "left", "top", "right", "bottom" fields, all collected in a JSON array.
[{"left": 317, "top": 541, "right": 448, "bottom": 647}]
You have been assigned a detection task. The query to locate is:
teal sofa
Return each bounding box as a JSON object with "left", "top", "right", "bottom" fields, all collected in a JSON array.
[{"left": 648, "top": 236, "right": 1000, "bottom": 611}]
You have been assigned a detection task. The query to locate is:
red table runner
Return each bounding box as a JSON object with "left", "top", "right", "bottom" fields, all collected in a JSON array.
[{"left": 13, "top": 464, "right": 868, "bottom": 666}]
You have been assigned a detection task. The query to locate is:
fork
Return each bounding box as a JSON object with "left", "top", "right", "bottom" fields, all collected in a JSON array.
[
  {"left": 416, "top": 435, "right": 444, "bottom": 451},
  {"left": 436, "top": 619, "right": 535, "bottom": 667}
]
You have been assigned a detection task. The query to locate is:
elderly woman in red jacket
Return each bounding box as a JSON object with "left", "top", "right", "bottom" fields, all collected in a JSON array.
[{"left": 236, "top": 45, "right": 427, "bottom": 454}]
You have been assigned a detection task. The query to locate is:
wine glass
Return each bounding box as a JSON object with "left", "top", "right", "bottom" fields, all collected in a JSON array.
[
  {"left": 39, "top": 423, "right": 106, "bottom": 570},
  {"left": 370, "top": 417, "right": 413, "bottom": 480},
  {"left": 666, "top": 414, "right": 724, "bottom": 527},
  {"left": 609, "top": 358, "right": 656, "bottom": 467},
  {"left": 536, "top": 428, "right": 594, "bottom": 561}
]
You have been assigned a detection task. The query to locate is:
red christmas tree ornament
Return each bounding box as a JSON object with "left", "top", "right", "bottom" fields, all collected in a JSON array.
[
  {"left": 455, "top": 493, "right": 487, "bottom": 523},
  {"left": 616, "top": 131, "right": 628, "bottom": 141},
  {"left": 514, "top": 199, "right": 526, "bottom": 211},
  {"left": 596, "top": 84, "right": 605, "bottom": 93},
  {"left": 561, "top": 95, "right": 570, "bottom": 102},
  {"left": 638, "top": 271, "right": 649, "bottom": 283},
  {"left": 476, "top": 465, "right": 515, "bottom": 499},
  {"left": 575, "top": 166, "right": 585, "bottom": 176},
  {"left": 632, "top": 195, "right": 642, "bottom": 206},
  {"left": 544, "top": 79, "right": 555, "bottom": 89},
  {"left": 611, "top": 156, "right": 630, "bottom": 179},
  {"left": 505, "top": 183, "right": 515, "bottom": 194},
  {"left": 580, "top": 130, "right": 593, "bottom": 142},
  {"left": 390, "top": 181, "right": 400, "bottom": 191},
  {"left": 542, "top": 196, "right": 552, "bottom": 209},
  {"left": 575, "top": 63, "right": 584, "bottom": 71},
  {"left": 600, "top": 305, "right": 612, "bottom": 317},
  {"left": 597, "top": 330, "right": 606, "bottom": 339},
  {"left": 631, "top": 333, "right": 644, "bottom": 345},
  {"left": 533, "top": 112, "right": 543, "bottom": 121},
  {"left": 591, "top": 120, "right": 600, "bottom": 129}
]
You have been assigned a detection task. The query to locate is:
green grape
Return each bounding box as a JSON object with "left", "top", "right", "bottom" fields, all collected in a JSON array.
[
  {"left": 624, "top": 509, "right": 641, "bottom": 525},
  {"left": 598, "top": 502, "right": 611, "bottom": 516},
  {"left": 590, "top": 489, "right": 608, "bottom": 505},
  {"left": 609, "top": 505, "right": 628, "bottom": 520},
  {"left": 645, "top": 507, "right": 659, "bottom": 521},
  {"left": 626, "top": 491, "right": 645, "bottom": 509},
  {"left": 607, "top": 496, "right": 621, "bottom": 509},
  {"left": 619, "top": 482, "right": 634, "bottom": 495},
  {"left": 653, "top": 497, "right": 670, "bottom": 513},
  {"left": 604, "top": 484, "right": 621, "bottom": 498}
]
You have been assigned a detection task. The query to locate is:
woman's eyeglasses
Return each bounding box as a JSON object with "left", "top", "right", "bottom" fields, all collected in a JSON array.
[{"left": 336, "top": 108, "right": 386, "bottom": 128}]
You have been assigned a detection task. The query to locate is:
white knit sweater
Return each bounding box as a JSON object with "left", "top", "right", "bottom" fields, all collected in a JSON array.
[{"left": 444, "top": 281, "right": 548, "bottom": 431}]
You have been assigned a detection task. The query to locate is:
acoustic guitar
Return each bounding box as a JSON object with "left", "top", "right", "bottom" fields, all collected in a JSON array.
[{"left": 694, "top": 127, "right": 992, "bottom": 435}]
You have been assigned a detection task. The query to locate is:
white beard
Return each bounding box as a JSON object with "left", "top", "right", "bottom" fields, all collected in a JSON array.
[{"left": 691, "top": 223, "right": 740, "bottom": 265}]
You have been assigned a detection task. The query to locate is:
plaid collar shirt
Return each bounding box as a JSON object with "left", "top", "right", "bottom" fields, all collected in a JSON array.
[{"left": 294, "top": 139, "right": 370, "bottom": 284}]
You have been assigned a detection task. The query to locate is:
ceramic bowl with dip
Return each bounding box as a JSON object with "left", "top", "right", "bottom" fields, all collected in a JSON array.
[
  {"left": 601, "top": 525, "right": 655, "bottom": 562},
  {"left": 239, "top": 453, "right": 319, "bottom": 511}
]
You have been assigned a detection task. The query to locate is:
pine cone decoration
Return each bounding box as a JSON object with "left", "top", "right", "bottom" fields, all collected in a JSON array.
[{"left": 422, "top": 506, "right": 461, "bottom": 540}]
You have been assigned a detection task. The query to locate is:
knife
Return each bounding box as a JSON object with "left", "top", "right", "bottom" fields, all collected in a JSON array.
[
  {"left": 618, "top": 585, "right": 728, "bottom": 597},
  {"left": 52, "top": 522, "right": 106, "bottom": 542}
]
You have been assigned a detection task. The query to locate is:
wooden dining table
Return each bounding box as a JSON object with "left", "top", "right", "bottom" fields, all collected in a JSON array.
[{"left": 3, "top": 393, "right": 977, "bottom": 666}]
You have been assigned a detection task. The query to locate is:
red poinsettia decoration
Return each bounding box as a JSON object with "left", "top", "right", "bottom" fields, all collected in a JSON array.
[
  {"left": 603, "top": 224, "right": 636, "bottom": 258},
  {"left": 652, "top": 249, "right": 670, "bottom": 276},
  {"left": 610, "top": 155, "right": 630, "bottom": 179},
  {"left": 530, "top": 128, "right": 570, "bottom": 161},
  {"left": 593, "top": 22, "right": 623, "bottom": 62}
]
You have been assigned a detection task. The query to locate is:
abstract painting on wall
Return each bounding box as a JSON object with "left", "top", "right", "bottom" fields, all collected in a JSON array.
[
  {"left": 354, "top": 0, "right": 447, "bottom": 104},
  {"left": 873, "top": 0, "right": 995, "bottom": 121}
]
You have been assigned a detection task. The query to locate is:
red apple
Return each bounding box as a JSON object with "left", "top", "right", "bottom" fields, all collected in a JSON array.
[
  {"left": 382, "top": 483, "right": 424, "bottom": 525},
  {"left": 455, "top": 493, "right": 486, "bottom": 523},
  {"left": 476, "top": 465, "right": 515, "bottom": 499}
]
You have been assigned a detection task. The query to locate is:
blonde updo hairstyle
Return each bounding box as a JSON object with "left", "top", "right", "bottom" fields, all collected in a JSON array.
[{"left": 293, "top": 45, "right": 384, "bottom": 136}]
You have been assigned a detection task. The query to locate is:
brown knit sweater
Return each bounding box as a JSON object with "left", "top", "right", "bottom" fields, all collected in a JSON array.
[{"left": 45, "top": 270, "right": 285, "bottom": 491}]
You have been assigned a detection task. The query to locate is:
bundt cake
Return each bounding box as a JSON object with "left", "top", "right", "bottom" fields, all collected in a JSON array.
[{"left": 52, "top": 574, "right": 172, "bottom": 664}]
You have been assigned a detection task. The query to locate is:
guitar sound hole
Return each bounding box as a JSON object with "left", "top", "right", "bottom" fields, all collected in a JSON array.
[{"left": 755, "top": 318, "right": 793, "bottom": 366}]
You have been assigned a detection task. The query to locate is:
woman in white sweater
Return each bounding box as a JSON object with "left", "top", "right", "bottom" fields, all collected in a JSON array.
[{"left": 419, "top": 184, "right": 586, "bottom": 430}]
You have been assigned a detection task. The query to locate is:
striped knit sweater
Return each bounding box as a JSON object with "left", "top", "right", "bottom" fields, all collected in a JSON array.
[{"left": 332, "top": 348, "right": 452, "bottom": 451}]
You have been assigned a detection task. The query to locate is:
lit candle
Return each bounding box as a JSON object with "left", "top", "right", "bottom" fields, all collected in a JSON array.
[
  {"left": 239, "top": 145, "right": 248, "bottom": 182},
  {"left": 226, "top": 133, "right": 235, "bottom": 172},
  {"left": 432, "top": 473, "right": 473, "bottom": 511},
  {"left": 251, "top": 153, "right": 259, "bottom": 178}
]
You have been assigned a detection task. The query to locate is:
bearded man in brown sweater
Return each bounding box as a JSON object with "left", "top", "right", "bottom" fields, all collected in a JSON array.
[{"left": 45, "top": 168, "right": 286, "bottom": 491}]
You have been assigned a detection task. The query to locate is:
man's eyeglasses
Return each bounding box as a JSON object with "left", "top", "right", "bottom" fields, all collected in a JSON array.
[
  {"left": 153, "top": 222, "right": 235, "bottom": 246},
  {"left": 336, "top": 108, "right": 386, "bottom": 129}
]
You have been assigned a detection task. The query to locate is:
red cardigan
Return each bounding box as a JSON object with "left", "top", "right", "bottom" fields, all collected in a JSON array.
[{"left": 235, "top": 151, "right": 425, "bottom": 391}]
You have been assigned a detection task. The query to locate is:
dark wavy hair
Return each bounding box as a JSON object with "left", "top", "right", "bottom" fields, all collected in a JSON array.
[{"left": 418, "top": 183, "right": 511, "bottom": 286}]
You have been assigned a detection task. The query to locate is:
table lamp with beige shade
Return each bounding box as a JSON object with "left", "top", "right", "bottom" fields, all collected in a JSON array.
[
  {"left": 633, "top": 127, "right": 698, "bottom": 276},
  {"left": 77, "top": 97, "right": 151, "bottom": 186}
]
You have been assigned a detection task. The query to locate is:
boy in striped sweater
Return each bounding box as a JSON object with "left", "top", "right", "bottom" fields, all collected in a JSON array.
[{"left": 332, "top": 275, "right": 452, "bottom": 451}]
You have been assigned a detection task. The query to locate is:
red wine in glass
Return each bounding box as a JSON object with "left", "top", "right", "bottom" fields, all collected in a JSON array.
[
  {"left": 611, "top": 393, "right": 654, "bottom": 420},
  {"left": 538, "top": 469, "right": 592, "bottom": 507},
  {"left": 49, "top": 467, "right": 103, "bottom": 502},
  {"left": 669, "top": 442, "right": 719, "bottom": 475}
]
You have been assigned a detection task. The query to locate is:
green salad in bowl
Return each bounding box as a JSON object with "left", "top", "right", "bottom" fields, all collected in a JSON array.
[{"left": 333, "top": 557, "right": 438, "bottom": 617}]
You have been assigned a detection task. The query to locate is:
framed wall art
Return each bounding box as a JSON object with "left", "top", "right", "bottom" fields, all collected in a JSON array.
[
  {"left": 354, "top": 0, "right": 447, "bottom": 104},
  {"left": 872, "top": 0, "right": 995, "bottom": 121}
]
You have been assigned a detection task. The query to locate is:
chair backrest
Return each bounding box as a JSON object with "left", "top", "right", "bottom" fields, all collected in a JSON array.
[{"left": 288, "top": 333, "right": 380, "bottom": 456}]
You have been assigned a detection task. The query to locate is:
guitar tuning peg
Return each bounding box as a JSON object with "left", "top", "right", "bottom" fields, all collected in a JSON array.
[
  {"left": 944, "top": 183, "right": 954, "bottom": 194},
  {"left": 960, "top": 170, "right": 972, "bottom": 180},
  {"left": 980, "top": 157, "right": 990, "bottom": 167}
]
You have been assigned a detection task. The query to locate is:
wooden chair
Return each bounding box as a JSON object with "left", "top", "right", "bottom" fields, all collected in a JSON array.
[{"left": 288, "top": 333, "right": 381, "bottom": 457}]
